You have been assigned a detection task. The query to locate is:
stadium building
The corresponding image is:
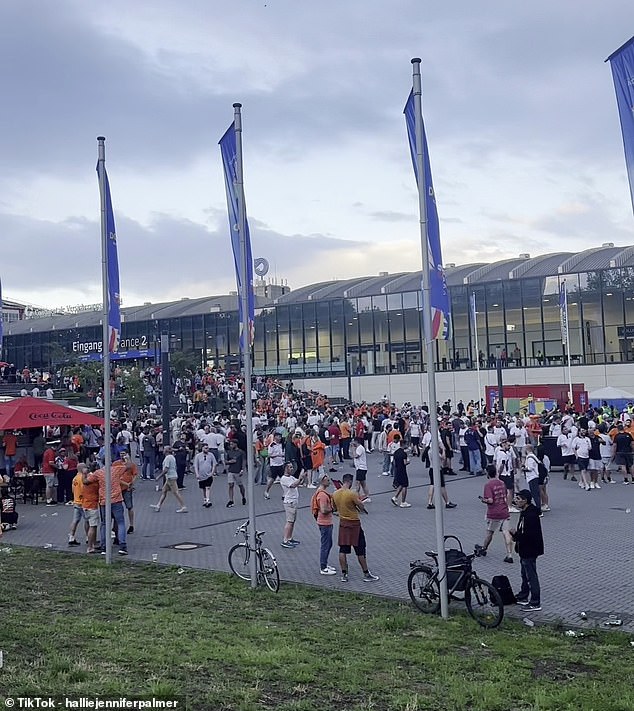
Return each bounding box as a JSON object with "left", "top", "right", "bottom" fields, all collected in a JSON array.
[{"left": 3, "top": 244, "right": 634, "bottom": 405}]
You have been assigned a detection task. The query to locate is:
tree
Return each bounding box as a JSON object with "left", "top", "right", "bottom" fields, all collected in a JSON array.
[
  {"left": 117, "top": 368, "right": 149, "bottom": 411},
  {"left": 170, "top": 350, "right": 201, "bottom": 378}
]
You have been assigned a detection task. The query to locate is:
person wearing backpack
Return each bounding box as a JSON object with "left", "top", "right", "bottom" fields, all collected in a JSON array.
[
  {"left": 522, "top": 445, "right": 541, "bottom": 515},
  {"left": 311, "top": 474, "right": 336, "bottom": 575}
]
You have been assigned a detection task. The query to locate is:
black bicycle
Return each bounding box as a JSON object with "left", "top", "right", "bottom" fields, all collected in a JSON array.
[
  {"left": 228, "top": 520, "right": 280, "bottom": 593},
  {"left": 407, "top": 535, "right": 504, "bottom": 628}
]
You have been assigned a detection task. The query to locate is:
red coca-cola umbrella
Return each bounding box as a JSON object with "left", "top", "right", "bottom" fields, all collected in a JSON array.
[{"left": 0, "top": 397, "right": 103, "bottom": 430}]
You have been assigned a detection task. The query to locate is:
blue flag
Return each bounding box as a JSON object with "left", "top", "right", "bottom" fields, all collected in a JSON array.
[
  {"left": 96, "top": 162, "right": 121, "bottom": 353},
  {"left": 0, "top": 276, "right": 3, "bottom": 355},
  {"left": 219, "top": 122, "right": 254, "bottom": 350},
  {"left": 607, "top": 37, "right": 634, "bottom": 216},
  {"left": 404, "top": 91, "right": 452, "bottom": 340},
  {"left": 559, "top": 280, "right": 568, "bottom": 345}
]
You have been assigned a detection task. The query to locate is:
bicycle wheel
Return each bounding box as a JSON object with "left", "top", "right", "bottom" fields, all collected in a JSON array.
[
  {"left": 228, "top": 543, "right": 251, "bottom": 581},
  {"left": 258, "top": 548, "right": 280, "bottom": 593},
  {"left": 407, "top": 565, "right": 440, "bottom": 614},
  {"left": 465, "top": 577, "right": 504, "bottom": 628}
]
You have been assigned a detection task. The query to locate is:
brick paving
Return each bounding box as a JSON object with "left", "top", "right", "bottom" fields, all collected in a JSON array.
[{"left": 4, "top": 452, "right": 634, "bottom": 631}]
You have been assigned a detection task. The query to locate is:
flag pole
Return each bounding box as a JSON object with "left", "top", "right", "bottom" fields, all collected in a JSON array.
[
  {"left": 97, "top": 136, "right": 112, "bottom": 565},
  {"left": 233, "top": 104, "right": 257, "bottom": 587},
  {"left": 562, "top": 281, "right": 573, "bottom": 407},
  {"left": 472, "top": 292, "right": 483, "bottom": 415},
  {"left": 411, "top": 58, "right": 448, "bottom": 619}
]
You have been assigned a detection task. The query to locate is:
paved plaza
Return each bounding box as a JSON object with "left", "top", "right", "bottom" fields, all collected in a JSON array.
[{"left": 4, "top": 451, "right": 634, "bottom": 631}]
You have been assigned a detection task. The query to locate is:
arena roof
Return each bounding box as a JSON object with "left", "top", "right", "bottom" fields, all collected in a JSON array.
[{"left": 5, "top": 244, "right": 633, "bottom": 335}]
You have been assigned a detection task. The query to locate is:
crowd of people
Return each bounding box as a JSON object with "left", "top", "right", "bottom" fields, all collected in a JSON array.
[{"left": 1, "top": 371, "right": 633, "bottom": 609}]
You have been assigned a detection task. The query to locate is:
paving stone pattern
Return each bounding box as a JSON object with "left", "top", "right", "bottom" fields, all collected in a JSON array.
[{"left": 4, "top": 452, "right": 634, "bottom": 631}]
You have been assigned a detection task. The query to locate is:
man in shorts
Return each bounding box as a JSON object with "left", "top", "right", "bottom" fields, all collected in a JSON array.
[
  {"left": 475, "top": 465, "right": 514, "bottom": 563},
  {"left": 264, "top": 432, "right": 285, "bottom": 500},
  {"left": 331, "top": 473, "right": 379, "bottom": 583},
  {"left": 115, "top": 454, "right": 139, "bottom": 533},
  {"left": 149, "top": 446, "right": 188, "bottom": 513},
  {"left": 280, "top": 462, "right": 301, "bottom": 548},
  {"left": 225, "top": 439, "right": 246, "bottom": 508},
  {"left": 80, "top": 464, "right": 100, "bottom": 553},
  {"left": 193, "top": 443, "right": 216, "bottom": 508},
  {"left": 495, "top": 440, "right": 517, "bottom": 511},
  {"left": 68, "top": 465, "right": 88, "bottom": 547},
  {"left": 352, "top": 437, "right": 371, "bottom": 502},
  {"left": 614, "top": 424, "right": 634, "bottom": 484}
]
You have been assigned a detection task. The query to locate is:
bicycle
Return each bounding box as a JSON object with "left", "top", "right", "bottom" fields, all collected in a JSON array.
[
  {"left": 228, "top": 520, "right": 280, "bottom": 593},
  {"left": 407, "top": 535, "right": 503, "bottom": 628}
]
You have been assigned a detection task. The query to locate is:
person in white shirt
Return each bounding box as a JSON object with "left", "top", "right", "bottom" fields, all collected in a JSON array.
[
  {"left": 483, "top": 427, "right": 499, "bottom": 465},
  {"left": 509, "top": 421, "right": 528, "bottom": 458},
  {"left": 280, "top": 462, "right": 301, "bottom": 548},
  {"left": 495, "top": 440, "right": 518, "bottom": 511},
  {"left": 31, "top": 386, "right": 40, "bottom": 398},
  {"left": 353, "top": 437, "right": 370, "bottom": 502},
  {"left": 572, "top": 430, "right": 592, "bottom": 491},
  {"left": 557, "top": 428, "right": 577, "bottom": 481},
  {"left": 193, "top": 443, "right": 216, "bottom": 508},
  {"left": 598, "top": 427, "right": 615, "bottom": 483},
  {"left": 45, "top": 387, "right": 54, "bottom": 399},
  {"left": 523, "top": 445, "right": 542, "bottom": 514}
]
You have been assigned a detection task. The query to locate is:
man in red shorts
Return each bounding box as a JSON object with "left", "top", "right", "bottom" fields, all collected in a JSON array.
[{"left": 331, "top": 473, "right": 379, "bottom": 583}]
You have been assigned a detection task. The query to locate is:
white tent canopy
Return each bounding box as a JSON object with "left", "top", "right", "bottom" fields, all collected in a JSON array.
[{"left": 588, "top": 386, "right": 634, "bottom": 401}]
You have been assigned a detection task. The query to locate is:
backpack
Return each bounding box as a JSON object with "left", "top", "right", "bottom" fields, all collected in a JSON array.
[
  {"left": 537, "top": 460, "right": 548, "bottom": 484},
  {"left": 492, "top": 575, "right": 516, "bottom": 606},
  {"left": 311, "top": 489, "right": 331, "bottom": 520}
]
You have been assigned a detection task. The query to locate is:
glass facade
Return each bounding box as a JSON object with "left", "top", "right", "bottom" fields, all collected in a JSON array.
[{"left": 4, "top": 268, "right": 634, "bottom": 373}]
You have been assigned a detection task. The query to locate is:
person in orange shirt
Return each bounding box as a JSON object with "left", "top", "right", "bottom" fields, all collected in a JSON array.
[
  {"left": 68, "top": 468, "right": 88, "bottom": 547},
  {"left": 308, "top": 431, "right": 326, "bottom": 488},
  {"left": 2, "top": 430, "right": 18, "bottom": 479},
  {"left": 83, "top": 462, "right": 128, "bottom": 556},
  {"left": 70, "top": 428, "right": 84, "bottom": 457},
  {"left": 340, "top": 419, "right": 352, "bottom": 460},
  {"left": 80, "top": 464, "right": 100, "bottom": 553},
  {"left": 114, "top": 454, "right": 138, "bottom": 535}
]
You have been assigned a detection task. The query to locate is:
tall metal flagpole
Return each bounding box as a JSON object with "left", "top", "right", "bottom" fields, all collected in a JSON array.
[
  {"left": 472, "top": 293, "right": 483, "bottom": 415},
  {"left": 562, "top": 281, "right": 574, "bottom": 406},
  {"left": 97, "top": 136, "right": 113, "bottom": 565},
  {"left": 233, "top": 103, "right": 257, "bottom": 587},
  {"left": 411, "top": 59, "right": 448, "bottom": 618}
]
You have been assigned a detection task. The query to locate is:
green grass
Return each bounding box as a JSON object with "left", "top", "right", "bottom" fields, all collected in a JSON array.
[{"left": 0, "top": 547, "right": 631, "bottom": 711}]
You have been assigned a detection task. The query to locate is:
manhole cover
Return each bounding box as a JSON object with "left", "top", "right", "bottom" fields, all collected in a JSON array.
[{"left": 163, "top": 542, "right": 211, "bottom": 551}]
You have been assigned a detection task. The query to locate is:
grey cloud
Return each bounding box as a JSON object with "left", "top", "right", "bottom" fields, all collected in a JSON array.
[
  {"left": 368, "top": 210, "right": 415, "bottom": 223},
  {"left": 0, "top": 209, "right": 367, "bottom": 304}
]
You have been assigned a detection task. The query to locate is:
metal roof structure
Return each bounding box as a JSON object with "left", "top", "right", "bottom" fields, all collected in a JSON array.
[{"left": 6, "top": 244, "right": 633, "bottom": 335}]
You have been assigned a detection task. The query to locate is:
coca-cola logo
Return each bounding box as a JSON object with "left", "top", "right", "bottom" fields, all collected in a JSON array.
[{"left": 28, "top": 412, "right": 73, "bottom": 421}]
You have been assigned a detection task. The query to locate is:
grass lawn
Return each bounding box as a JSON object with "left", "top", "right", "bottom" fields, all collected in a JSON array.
[{"left": 0, "top": 547, "right": 631, "bottom": 711}]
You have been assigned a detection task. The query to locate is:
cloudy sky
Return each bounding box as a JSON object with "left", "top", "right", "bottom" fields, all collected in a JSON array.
[{"left": 2, "top": 0, "right": 634, "bottom": 309}]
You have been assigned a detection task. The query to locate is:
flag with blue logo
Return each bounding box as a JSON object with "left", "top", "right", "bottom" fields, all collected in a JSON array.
[
  {"left": 559, "top": 280, "right": 568, "bottom": 345},
  {"left": 96, "top": 162, "right": 121, "bottom": 353},
  {"left": 404, "top": 91, "right": 452, "bottom": 340},
  {"left": 0, "top": 277, "right": 3, "bottom": 354},
  {"left": 219, "top": 123, "right": 254, "bottom": 349},
  {"left": 607, "top": 36, "right": 634, "bottom": 217},
  {"left": 470, "top": 292, "right": 477, "bottom": 327}
]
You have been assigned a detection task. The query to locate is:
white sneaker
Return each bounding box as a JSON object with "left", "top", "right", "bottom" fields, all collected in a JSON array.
[
  {"left": 176, "top": 507, "right": 188, "bottom": 513},
  {"left": 326, "top": 565, "right": 337, "bottom": 572},
  {"left": 578, "top": 481, "right": 584, "bottom": 488},
  {"left": 594, "top": 482, "right": 601, "bottom": 489},
  {"left": 381, "top": 472, "right": 389, "bottom": 476},
  {"left": 509, "top": 506, "right": 520, "bottom": 513},
  {"left": 307, "top": 484, "right": 317, "bottom": 489},
  {"left": 149, "top": 504, "right": 160, "bottom": 511},
  {"left": 362, "top": 497, "right": 372, "bottom": 503},
  {"left": 541, "top": 505, "right": 551, "bottom": 512},
  {"left": 264, "top": 492, "right": 270, "bottom": 500},
  {"left": 399, "top": 502, "right": 412, "bottom": 508},
  {"left": 590, "top": 482, "right": 596, "bottom": 489},
  {"left": 320, "top": 568, "right": 337, "bottom": 575},
  {"left": 584, "top": 485, "right": 590, "bottom": 491}
]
